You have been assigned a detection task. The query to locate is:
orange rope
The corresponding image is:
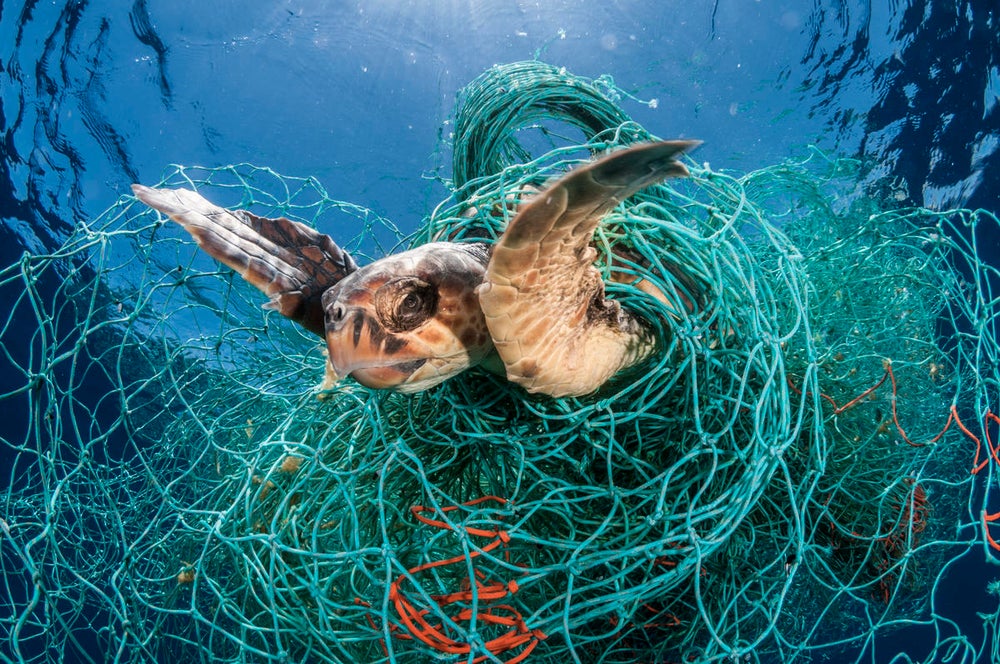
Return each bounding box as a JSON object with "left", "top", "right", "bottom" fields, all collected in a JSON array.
[
  {"left": 966, "top": 410, "right": 1000, "bottom": 552},
  {"left": 832, "top": 367, "right": 890, "bottom": 414},
  {"left": 383, "top": 497, "right": 545, "bottom": 662},
  {"left": 788, "top": 359, "right": 956, "bottom": 447},
  {"left": 791, "top": 362, "right": 1000, "bottom": 558},
  {"left": 983, "top": 512, "right": 1000, "bottom": 553},
  {"left": 953, "top": 406, "right": 985, "bottom": 473},
  {"left": 985, "top": 411, "right": 1000, "bottom": 470}
]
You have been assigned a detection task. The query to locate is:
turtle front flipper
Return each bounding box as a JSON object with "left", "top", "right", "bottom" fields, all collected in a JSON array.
[
  {"left": 132, "top": 184, "right": 356, "bottom": 337},
  {"left": 477, "top": 140, "right": 698, "bottom": 397}
]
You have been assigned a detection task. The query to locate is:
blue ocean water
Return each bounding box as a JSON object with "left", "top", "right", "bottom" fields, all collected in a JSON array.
[{"left": 1, "top": 1, "right": 998, "bottom": 662}]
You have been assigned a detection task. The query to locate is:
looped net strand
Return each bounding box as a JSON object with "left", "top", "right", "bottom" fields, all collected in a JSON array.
[{"left": 1, "top": 61, "right": 998, "bottom": 663}]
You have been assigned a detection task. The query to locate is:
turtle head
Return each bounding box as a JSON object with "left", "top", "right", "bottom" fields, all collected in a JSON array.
[{"left": 320, "top": 242, "right": 493, "bottom": 393}]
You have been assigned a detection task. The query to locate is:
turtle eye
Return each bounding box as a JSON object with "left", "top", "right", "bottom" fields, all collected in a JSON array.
[
  {"left": 401, "top": 292, "right": 421, "bottom": 313},
  {"left": 375, "top": 277, "right": 438, "bottom": 332}
]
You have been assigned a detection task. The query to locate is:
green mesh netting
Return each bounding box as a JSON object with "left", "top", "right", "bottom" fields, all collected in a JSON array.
[{"left": 2, "top": 61, "right": 1000, "bottom": 663}]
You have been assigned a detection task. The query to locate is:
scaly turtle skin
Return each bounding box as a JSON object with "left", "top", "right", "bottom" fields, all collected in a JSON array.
[{"left": 132, "top": 140, "right": 697, "bottom": 396}]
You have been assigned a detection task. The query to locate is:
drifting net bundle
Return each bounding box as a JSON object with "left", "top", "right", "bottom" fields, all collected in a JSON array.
[{"left": 1, "top": 61, "right": 999, "bottom": 663}]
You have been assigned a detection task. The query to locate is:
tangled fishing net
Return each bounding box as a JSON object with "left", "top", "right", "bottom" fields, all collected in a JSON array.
[{"left": 2, "top": 61, "right": 999, "bottom": 663}]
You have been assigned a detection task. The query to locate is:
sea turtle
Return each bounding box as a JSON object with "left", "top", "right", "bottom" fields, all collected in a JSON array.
[{"left": 132, "top": 140, "right": 698, "bottom": 397}]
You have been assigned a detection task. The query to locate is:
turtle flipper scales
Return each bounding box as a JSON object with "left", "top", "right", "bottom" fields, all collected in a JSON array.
[
  {"left": 132, "top": 184, "right": 356, "bottom": 337},
  {"left": 477, "top": 140, "right": 698, "bottom": 397}
]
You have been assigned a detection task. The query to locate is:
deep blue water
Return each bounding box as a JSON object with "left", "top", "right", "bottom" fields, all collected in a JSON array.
[{"left": 1, "top": 1, "right": 998, "bottom": 662}]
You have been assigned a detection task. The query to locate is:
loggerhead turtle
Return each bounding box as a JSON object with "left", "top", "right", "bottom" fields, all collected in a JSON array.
[{"left": 132, "top": 140, "right": 698, "bottom": 398}]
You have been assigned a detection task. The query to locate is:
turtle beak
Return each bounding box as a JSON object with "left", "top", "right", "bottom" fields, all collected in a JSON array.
[{"left": 323, "top": 303, "right": 427, "bottom": 390}]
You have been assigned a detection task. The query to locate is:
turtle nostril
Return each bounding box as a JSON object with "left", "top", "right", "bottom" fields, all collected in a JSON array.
[{"left": 329, "top": 304, "right": 346, "bottom": 325}]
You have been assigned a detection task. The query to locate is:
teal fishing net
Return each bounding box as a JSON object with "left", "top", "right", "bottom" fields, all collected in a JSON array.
[{"left": 2, "top": 61, "right": 999, "bottom": 663}]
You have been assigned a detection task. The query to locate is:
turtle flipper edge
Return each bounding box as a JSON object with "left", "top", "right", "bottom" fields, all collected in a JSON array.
[
  {"left": 132, "top": 184, "right": 356, "bottom": 337},
  {"left": 477, "top": 140, "right": 699, "bottom": 397}
]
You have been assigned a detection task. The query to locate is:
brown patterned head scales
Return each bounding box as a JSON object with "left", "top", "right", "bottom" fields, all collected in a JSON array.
[{"left": 321, "top": 242, "right": 493, "bottom": 392}]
